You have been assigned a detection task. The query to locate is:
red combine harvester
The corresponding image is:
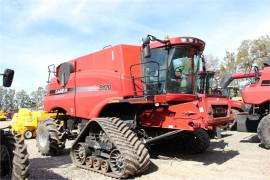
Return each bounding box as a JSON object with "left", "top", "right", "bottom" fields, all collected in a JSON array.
[
  {"left": 36, "top": 35, "right": 233, "bottom": 178},
  {"left": 221, "top": 59, "right": 270, "bottom": 148}
]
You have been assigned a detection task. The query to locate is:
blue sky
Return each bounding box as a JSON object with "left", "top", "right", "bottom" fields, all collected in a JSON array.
[{"left": 1, "top": 0, "right": 270, "bottom": 92}]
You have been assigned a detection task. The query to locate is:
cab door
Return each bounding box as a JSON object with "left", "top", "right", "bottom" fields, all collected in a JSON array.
[{"left": 53, "top": 61, "right": 76, "bottom": 116}]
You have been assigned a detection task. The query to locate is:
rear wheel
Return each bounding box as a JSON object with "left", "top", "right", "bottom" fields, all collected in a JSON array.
[
  {"left": 257, "top": 114, "right": 270, "bottom": 149},
  {"left": 0, "top": 130, "right": 14, "bottom": 178},
  {"left": 0, "top": 130, "right": 29, "bottom": 180},
  {"left": 12, "top": 136, "right": 30, "bottom": 180},
  {"left": 36, "top": 119, "right": 66, "bottom": 155},
  {"left": 184, "top": 129, "right": 210, "bottom": 154}
]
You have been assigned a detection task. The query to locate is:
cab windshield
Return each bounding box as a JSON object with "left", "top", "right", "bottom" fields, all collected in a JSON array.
[
  {"left": 167, "top": 46, "right": 198, "bottom": 94},
  {"left": 142, "top": 46, "right": 200, "bottom": 95}
]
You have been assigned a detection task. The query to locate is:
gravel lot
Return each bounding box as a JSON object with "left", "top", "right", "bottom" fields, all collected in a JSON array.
[{"left": 1, "top": 120, "right": 269, "bottom": 180}]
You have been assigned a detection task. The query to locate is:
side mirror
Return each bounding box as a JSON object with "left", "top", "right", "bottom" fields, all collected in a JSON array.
[
  {"left": 142, "top": 36, "right": 151, "bottom": 58},
  {"left": 2, "top": 69, "right": 14, "bottom": 87}
]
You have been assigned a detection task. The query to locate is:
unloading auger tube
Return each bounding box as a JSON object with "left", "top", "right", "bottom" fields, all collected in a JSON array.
[{"left": 70, "top": 117, "right": 150, "bottom": 178}]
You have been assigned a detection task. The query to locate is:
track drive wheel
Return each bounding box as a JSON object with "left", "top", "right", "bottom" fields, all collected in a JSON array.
[
  {"left": 257, "top": 114, "right": 270, "bottom": 149},
  {"left": 184, "top": 129, "right": 210, "bottom": 154},
  {"left": 36, "top": 118, "right": 66, "bottom": 155}
]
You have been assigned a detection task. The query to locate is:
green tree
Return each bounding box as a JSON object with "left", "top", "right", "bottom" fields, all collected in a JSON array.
[
  {"left": 237, "top": 35, "right": 270, "bottom": 72},
  {"left": 205, "top": 54, "right": 220, "bottom": 71},
  {"left": 30, "top": 86, "right": 47, "bottom": 110},
  {"left": 1, "top": 89, "right": 17, "bottom": 111},
  {"left": 15, "top": 90, "right": 32, "bottom": 109},
  {"left": 217, "top": 35, "right": 270, "bottom": 87}
]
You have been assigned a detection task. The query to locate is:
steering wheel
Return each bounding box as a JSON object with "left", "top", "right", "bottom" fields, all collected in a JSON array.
[{"left": 212, "top": 88, "right": 222, "bottom": 96}]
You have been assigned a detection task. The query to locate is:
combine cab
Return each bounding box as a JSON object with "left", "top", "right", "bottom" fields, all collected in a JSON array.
[{"left": 36, "top": 35, "right": 233, "bottom": 178}]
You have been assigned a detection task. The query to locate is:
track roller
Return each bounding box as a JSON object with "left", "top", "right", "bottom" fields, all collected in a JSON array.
[{"left": 93, "top": 158, "right": 101, "bottom": 170}]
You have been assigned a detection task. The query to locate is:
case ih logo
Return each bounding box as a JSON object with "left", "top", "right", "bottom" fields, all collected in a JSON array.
[
  {"left": 50, "top": 88, "right": 72, "bottom": 95},
  {"left": 49, "top": 85, "right": 112, "bottom": 95},
  {"left": 55, "top": 88, "right": 68, "bottom": 94}
]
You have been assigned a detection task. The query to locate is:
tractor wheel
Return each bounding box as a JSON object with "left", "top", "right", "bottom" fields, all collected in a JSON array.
[
  {"left": 36, "top": 118, "right": 66, "bottom": 155},
  {"left": 184, "top": 129, "right": 210, "bottom": 154},
  {"left": 23, "top": 130, "right": 33, "bottom": 139},
  {"left": 0, "top": 130, "right": 29, "bottom": 180},
  {"left": 12, "top": 136, "right": 30, "bottom": 180},
  {"left": 0, "top": 130, "right": 15, "bottom": 178},
  {"left": 257, "top": 114, "right": 270, "bottom": 149}
]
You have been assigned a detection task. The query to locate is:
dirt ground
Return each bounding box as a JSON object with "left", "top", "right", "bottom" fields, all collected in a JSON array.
[{"left": 1, "top": 120, "right": 269, "bottom": 180}]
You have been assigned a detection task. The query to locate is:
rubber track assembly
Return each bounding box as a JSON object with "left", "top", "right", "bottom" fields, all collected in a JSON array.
[{"left": 70, "top": 117, "right": 150, "bottom": 179}]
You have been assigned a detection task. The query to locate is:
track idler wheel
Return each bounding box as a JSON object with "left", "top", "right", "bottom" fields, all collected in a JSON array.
[
  {"left": 72, "top": 143, "right": 89, "bottom": 165},
  {"left": 109, "top": 149, "right": 125, "bottom": 176}
]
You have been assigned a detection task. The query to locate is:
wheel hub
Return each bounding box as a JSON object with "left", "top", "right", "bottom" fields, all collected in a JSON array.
[{"left": 24, "top": 130, "right": 33, "bottom": 139}]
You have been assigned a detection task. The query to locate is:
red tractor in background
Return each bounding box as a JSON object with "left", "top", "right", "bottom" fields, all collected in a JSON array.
[
  {"left": 36, "top": 35, "right": 233, "bottom": 178},
  {"left": 221, "top": 58, "right": 270, "bottom": 148}
]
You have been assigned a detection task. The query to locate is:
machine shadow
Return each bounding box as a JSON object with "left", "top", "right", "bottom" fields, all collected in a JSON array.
[
  {"left": 149, "top": 139, "right": 239, "bottom": 166},
  {"left": 140, "top": 161, "right": 159, "bottom": 176},
  {"left": 240, "top": 134, "right": 260, "bottom": 143},
  {"left": 29, "top": 169, "right": 68, "bottom": 180},
  {"left": 220, "top": 133, "right": 234, "bottom": 138},
  {"left": 29, "top": 151, "right": 72, "bottom": 180}
]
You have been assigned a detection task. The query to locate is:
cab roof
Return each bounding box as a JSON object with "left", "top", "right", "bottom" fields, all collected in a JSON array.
[{"left": 150, "top": 36, "right": 205, "bottom": 52}]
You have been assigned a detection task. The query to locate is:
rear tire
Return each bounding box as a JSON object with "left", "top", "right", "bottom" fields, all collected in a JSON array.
[
  {"left": 0, "top": 130, "right": 29, "bottom": 180},
  {"left": 257, "top": 114, "right": 270, "bottom": 149},
  {"left": 184, "top": 129, "right": 210, "bottom": 154},
  {"left": 36, "top": 119, "right": 66, "bottom": 155},
  {"left": 12, "top": 135, "right": 30, "bottom": 180},
  {"left": 0, "top": 130, "right": 15, "bottom": 178}
]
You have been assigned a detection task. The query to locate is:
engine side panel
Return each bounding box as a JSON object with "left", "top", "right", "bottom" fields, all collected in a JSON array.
[{"left": 44, "top": 45, "right": 142, "bottom": 119}]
